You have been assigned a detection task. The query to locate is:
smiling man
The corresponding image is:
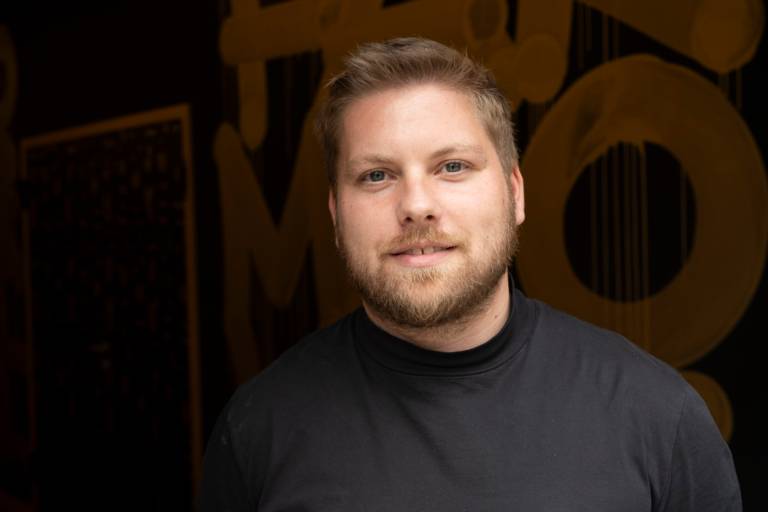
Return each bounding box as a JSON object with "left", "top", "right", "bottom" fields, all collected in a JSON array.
[
  {"left": 330, "top": 80, "right": 522, "bottom": 352},
  {"left": 200, "top": 38, "right": 740, "bottom": 511}
]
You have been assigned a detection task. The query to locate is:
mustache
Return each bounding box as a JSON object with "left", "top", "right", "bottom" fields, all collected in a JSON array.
[{"left": 384, "top": 225, "right": 461, "bottom": 253}]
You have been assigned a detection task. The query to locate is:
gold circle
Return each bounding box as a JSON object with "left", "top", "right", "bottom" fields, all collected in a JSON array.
[
  {"left": 514, "top": 34, "right": 567, "bottom": 103},
  {"left": 464, "top": 0, "right": 507, "bottom": 45},
  {"left": 690, "top": 0, "right": 763, "bottom": 72},
  {"left": 518, "top": 55, "right": 767, "bottom": 368}
]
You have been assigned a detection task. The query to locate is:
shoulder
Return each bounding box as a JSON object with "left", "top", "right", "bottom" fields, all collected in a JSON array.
[
  {"left": 200, "top": 313, "right": 360, "bottom": 507},
  {"left": 534, "top": 299, "right": 685, "bottom": 382},
  {"left": 222, "top": 311, "right": 358, "bottom": 441},
  {"left": 524, "top": 299, "right": 735, "bottom": 503},
  {"left": 527, "top": 298, "right": 691, "bottom": 422}
]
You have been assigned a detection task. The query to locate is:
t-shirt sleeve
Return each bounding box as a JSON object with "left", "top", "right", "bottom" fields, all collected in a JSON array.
[
  {"left": 658, "top": 386, "right": 742, "bottom": 511},
  {"left": 198, "top": 409, "right": 254, "bottom": 512}
]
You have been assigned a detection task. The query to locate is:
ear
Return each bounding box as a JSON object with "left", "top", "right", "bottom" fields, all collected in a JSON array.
[
  {"left": 328, "top": 187, "right": 339, "bottom": 247},
  {"left": 509, "top": 165, "right": 525, "bottom": 225},
  {"left": 328, "top": 187, "right": 337, "bottom": 226}
]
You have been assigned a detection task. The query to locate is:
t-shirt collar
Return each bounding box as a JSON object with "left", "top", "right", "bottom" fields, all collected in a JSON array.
[{"left": 353, "top": 275, "right": 537, "bottom": 377}]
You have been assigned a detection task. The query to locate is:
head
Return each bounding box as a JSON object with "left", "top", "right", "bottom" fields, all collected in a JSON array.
[
  {"left": 316, "top": 37, "right": 524, "bottom": 331},
  {"left": 316, "top": 37, "right": 519, "bottom": 189}
]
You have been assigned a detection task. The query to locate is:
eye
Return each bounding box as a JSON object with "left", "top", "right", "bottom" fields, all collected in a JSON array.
[
  {"left": 442, "top": 160, "right": 467, "bottom": 173},
  {"left": 363, "top": 169, "right": 388, "bottom": 182}
]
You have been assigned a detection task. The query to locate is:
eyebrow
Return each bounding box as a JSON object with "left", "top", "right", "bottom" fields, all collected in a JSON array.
[
  {"left": 346, "top": 153, "right": 397, "bottom": 171},
  {"left": 345, "top": 144, "right": 487, "bottom": 172},
  {"left": 430, "top": 144, "right": 486, "bottom": 160}
]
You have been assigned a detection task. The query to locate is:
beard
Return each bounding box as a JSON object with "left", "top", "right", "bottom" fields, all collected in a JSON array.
[{"left": 336, "top": 198, "right": 519, "bottom": 329}]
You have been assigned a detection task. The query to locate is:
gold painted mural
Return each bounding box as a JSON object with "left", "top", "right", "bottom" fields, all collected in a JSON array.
[
  {"left": 214, "top": 0, "right": 767, "bottom": 440},
  {"left": 518, "top": 55, "right": 766, "bottom": 440}
]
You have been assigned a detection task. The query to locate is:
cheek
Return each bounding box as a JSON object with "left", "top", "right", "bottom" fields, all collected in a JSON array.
[
  {"left": 449, "top": 184, "right": 505, "bottom": 219},
  {"left": 337, "top": 201, "right": 389, "bottom": 250},
  {"left": 453, "top": 186, "right": 510, "bottom": 239},
  {"left": 483, "top": 178, "right": 513, "bottom": 215}
]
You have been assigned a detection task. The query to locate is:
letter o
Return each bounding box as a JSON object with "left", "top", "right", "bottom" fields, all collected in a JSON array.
[{"left": 517, "top": 55, "right": 767, "bottom": 368}]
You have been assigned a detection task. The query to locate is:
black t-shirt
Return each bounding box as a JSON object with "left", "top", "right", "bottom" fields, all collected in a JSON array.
[{"left": 200, "top": 287, "right": 741, "bottom": 511}]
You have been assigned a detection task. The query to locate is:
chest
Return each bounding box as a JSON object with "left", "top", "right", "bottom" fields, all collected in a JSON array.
[{"left": 254, "top": 386, "right": 651, "bottom": 511}]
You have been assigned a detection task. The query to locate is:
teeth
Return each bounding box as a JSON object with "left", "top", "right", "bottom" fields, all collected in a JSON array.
[{"left": 403, "top": 247, "right": 446, "bottom": 255}]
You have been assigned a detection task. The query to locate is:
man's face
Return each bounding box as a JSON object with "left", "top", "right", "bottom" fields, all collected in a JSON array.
[{"left": 329, "top": 83, "right": 525, "bottom": 328}]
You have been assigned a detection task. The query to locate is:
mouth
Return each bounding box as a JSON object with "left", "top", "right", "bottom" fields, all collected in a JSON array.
[
  {"left": 392, "top": 246, "right": 455, "bottom": 256},
  {"left": 388, "top": 242, "right": 457, "bottom": 267}
]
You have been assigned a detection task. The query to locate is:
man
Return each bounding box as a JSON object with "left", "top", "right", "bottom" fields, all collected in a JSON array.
[{"left": 200, "top": 37, "right": 740, "bottom": 511}]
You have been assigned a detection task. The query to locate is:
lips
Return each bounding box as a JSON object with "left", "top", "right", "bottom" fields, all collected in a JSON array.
[
  {"left": 390, "top": 242, "right": 456, "bottom": 255},
  {"left": 388, "top": 243, "right": 456, "bottom": 268},
  {"left": 386, "top": 240, "right": 457, "bottom": 267},
  {"left": 399, "top": 246, "right": 452, "bottom": 256}
]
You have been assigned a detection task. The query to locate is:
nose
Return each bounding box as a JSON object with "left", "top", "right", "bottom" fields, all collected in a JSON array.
[{"left": 396, "top": 175, "right": 439, "bottom": 226}]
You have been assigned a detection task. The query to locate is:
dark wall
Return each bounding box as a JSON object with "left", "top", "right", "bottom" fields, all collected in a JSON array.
[{"left": 1, "top": 0, "right": 765, "bottom": 510}]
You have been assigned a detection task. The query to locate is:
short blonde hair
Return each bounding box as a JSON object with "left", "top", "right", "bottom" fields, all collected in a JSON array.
[{"left": 315, "top": 37, "right": 518, "bottom": 187}]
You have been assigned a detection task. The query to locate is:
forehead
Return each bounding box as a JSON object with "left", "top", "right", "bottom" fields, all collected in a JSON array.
[{"left": 338, "top": 84, "right": 491, "bottom": 158}]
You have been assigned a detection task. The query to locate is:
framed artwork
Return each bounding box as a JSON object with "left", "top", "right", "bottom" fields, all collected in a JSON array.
[{"left": 20, "top": 105, "right": 201, "bottom": 509}]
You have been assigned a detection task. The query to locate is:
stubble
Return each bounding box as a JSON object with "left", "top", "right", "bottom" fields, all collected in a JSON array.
[{"left": 336, "top": 198, "right": 519, "bottom": 329}]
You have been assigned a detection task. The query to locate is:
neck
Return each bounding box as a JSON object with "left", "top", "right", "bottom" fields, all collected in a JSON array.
[{"left": 363, "top": 274, "right": 511, "bottom": 352}]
